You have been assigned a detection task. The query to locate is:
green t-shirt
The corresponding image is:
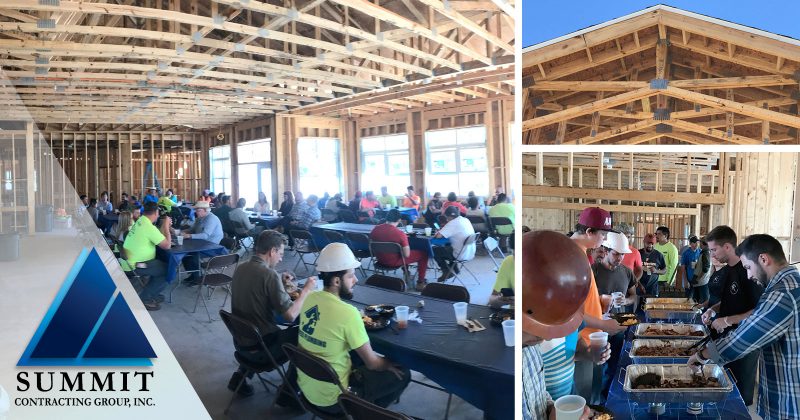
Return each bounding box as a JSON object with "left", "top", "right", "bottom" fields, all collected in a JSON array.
[
  {"left": 493, "top": 255, "right": 515, "bottom": 293},
  {"left": 378, "top": 194, "right": 397, "bottom": 208},
  {"left": 123, "top": 216, "right": 165, "bottom": 266},
  {"left": 654, "top": 242, "right": 679, "bottom": 284},
  {"left": 157, "top": 196, "right": 174, "bottom": 212},
  {"left": 488, "top": 203, "right": 515, "bottom": 235},
  {"left": 297, "top": 291, "right": 369, "bottom": 407}
]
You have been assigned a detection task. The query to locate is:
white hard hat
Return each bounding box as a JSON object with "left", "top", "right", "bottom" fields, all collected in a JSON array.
[
  {"left": 316, "top": 243, "right": 361, "bottom": 272},
  {"left": 602, "top": 231, "right": 631, "bottom": 254}
]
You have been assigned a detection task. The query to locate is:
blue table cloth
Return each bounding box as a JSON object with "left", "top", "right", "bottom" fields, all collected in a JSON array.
[
  {"left": 605, "top": 330, "right": 751, "bottom": 419},
  {"left": 349, "top": 285, "right": 513, "bottom": 420},
  {"left": 157, "top": 239, "right": 227, "bottom": 283},
  {"left": 310, "top": 223, "right": 448, "bottom": 257}
]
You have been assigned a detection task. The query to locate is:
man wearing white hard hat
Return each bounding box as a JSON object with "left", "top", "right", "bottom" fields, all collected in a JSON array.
[
  {"left": 296, "top": 243, "right": 410, "bottom": 414},
  {"left": 591, "top": 231, "right": 638, "bottom": 404}
]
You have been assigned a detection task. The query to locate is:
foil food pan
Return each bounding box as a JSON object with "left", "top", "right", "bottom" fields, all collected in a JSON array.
[
  {"left": 634, "top": 323, "right": 708, "bottom": 340},
  {"left": 623, "top": 364, "right": 733, "bottom": 403},
  {"left": 645, "top": 297, "right": 696, "bottom": 305},
  {"left": 629, "top": 338, "right": 698, "bottom": 364},
  {"left": 644, "top": 306, "right": 701, "bottom": 322}
]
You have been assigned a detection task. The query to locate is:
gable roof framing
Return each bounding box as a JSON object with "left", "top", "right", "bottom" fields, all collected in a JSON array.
[{"left": 522, "top": 5, "right": 800, "bottom": 145}]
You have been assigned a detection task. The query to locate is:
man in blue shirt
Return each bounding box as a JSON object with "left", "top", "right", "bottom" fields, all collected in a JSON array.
[
  {"left": 181, "top": 201, "right": 224, "bottom": 285},
  {"left": 143, "top": 187, "right": 159, "bottom": 205},
  {"left": 681, "top": 236, "right": 701, "bottom": 296},
  {"left": 689, "top": 234, "right": 800, "bottom": 419}
]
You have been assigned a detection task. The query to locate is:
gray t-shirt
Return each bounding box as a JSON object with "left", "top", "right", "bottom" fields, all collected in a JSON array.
[
  {"left": 231, "top": 255, "right": 292, "bottom": 343},
  {"left": 592, "top": 261, "right": 636, "bottom": 296}
]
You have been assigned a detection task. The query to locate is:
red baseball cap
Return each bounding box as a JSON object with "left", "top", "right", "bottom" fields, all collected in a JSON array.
[{"left": 578, "top": 207, "right": 617, "bottom": 232}]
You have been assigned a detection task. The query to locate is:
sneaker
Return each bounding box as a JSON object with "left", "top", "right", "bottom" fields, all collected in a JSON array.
[
  {"left": 154, "top": 294, "right": 166, "bottom": 303},
  {"left": 437, "top": 272, "right": 454, "bottom": 283},
  {"left": 143, "top": 300, "right": 161, "bottom": 311},
  {"left": 275, "top": 391, "right": 302, "bottom": 410},
  {"left": 227, "top": 371, "right": 254, "bottom": 397}
]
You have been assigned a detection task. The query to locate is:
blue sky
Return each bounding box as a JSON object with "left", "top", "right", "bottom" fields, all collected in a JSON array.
[{"left": 522, "top": 1, "right": 800, "bottom": 47}]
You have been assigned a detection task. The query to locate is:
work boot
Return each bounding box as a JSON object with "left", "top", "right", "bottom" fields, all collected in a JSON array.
[{"left": 227, "top": 371, "right": 254, "bottom": 397}]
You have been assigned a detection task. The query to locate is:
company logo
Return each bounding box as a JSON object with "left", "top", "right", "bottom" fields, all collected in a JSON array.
[{"left": 18, "top": 248, "right": 156, "bottom": 366}]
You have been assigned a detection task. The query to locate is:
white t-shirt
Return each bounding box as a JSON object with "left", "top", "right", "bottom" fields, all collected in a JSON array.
[{"left": 439, "top": 216, "right": 476, "bottom": 261}]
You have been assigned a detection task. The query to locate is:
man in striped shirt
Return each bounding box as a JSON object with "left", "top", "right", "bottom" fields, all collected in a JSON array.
[{"left": 688, "top": 234, "right": 800, "bottom": 419}]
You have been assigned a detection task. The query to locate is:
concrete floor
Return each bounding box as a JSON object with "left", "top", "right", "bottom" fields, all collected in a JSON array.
[{"left": 149, "top": 240, "right": 507, "bottom": 419}]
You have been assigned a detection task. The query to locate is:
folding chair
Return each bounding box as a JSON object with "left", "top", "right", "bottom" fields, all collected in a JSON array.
[
  {"left": 192, "top": 253, "right": 239, "bottom": 321},
  {"left": 489, "top": 216, "right": 514, "bottom": 253},
  {"left": 345, "top": 232, "right": 372, "bottom": 278},
  {"left": 231, "top": 220, "right": 254, "bottom": 252},
  {"left": 369, "top": 241, "right": 416, "bottom": 289},
  {"left": 281, "top": 343, "right": 349, "bottom": 419},
  {"left": 116, "top": 239, "right": 146, "bottom": 293},
  {"left": 483, "top": 235, "right": 504, "bottom": 270},
  {"left": 219, "top": 310, "right": 290, "bottom": 414},
  {"left": 421, "top": 283, "right": 470, "bottom": 302},
  {"left": 338, "top": 394, "right": 414, "bottom": 420},
  {"left": 441, "top": 233, "right": 480, "bottom": 287},
  {"left": 364, "top": 274, "right": 406, "bottom": 292},
  {"left": 289, "top": 229, "right": 320, "bottom": 274}
]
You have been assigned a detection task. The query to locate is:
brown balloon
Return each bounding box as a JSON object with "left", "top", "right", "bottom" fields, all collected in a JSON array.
[{"left": 522, "top": 230, "right": 591, "bottom": 338}]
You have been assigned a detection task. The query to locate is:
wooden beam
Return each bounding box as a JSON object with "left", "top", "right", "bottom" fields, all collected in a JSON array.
[
  {"left": 567, "top": 119, "right": 660, "bottom": 145},
  {"left": 523, "top": 185, "right": 726, "bottom": 205},
  {"left": 523, "top": 87, "right": 657, "bottom": 131},
  {"left": 523, "top": 199, "right": 701, "bottom": 215},
  {"left": 668, "top": 119, "right": 761, "bottom": 145},
  {"left": 663, "top": 87, "right": 800, "bottom": 129}
]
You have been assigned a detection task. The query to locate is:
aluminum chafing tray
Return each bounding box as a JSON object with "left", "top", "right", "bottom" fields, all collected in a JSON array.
[
  {"left": 644, "top": 305, "right": 701, "bottom": 322},
  {"left": 634, "top": 323, "right": 708, "bottom": 340},
  {"left": 645, "top": 297, "right": 696, "bottom": 305},
  {"left": 622, "top": 364, "right": 733, "bottom": 403},
  {"left": 644, "top": 303, "right": 697, "bottom": 310},
  {"left": 629, "top": 338, "right": 697, "bottom": 364}
]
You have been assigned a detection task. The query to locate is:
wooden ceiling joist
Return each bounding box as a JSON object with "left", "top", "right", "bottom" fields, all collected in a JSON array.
[{"left": 0, "top": 0, "right": 513, "bottom": 129}]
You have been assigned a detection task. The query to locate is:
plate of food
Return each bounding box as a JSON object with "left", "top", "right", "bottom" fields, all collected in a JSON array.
[
  {"left": 611, "top": 313, "right": 640, "bottom": 326},
  {"left": 489, "top": 309, "right": 514, "bottom": 326},
  {"left": 588, "top": 405, "right": 614, "bottom": 420},
  {"left": 362, "top": 315, "right": 391, "bottom": 331},
  {"left": 364, "top": 304, "right": 396, "bottom": 319},
  {"left": 282, "top": 272, "right": 300, "bottom": 300}
]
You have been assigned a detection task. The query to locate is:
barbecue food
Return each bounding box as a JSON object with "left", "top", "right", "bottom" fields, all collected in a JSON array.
[
  {"left": 632, "top": 372, "right": 721, "bottom": 389},
  {"left": 643, "top": 327, "right": 704, "bottom": 337},
  {"left": 592, "top": 413, "right": 612, "bottom": 420},
  {"left": 633, "top": 344, "right": 694, "bottom": 357},
  {"left": 620, "top": 318, "right": 639, "bottom": 326},
  {"left": 362, "top": 315, "right": 380, "bottom": 328}
]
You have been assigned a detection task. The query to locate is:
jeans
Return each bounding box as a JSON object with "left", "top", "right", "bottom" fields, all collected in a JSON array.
[
  {"left": 311, "top": 355, "right": 411, "bottom": 414},
  {"left": 693, "top": 284, "right": 709, "bottom": 304},
  {"left": 433, "top": 245, "right": 457, "bottom": 273},
  {"left": 136, "top": 258, "right": 168, "bottom": 302},
  {"left": 183, "top": 254, "right": 201, "bottom": 281},
  {"left": 642, "top": 275, "right": 659, "bottom": 296},
  {"left": 234, "top": 326, "right": 298, "bottom": 401}
]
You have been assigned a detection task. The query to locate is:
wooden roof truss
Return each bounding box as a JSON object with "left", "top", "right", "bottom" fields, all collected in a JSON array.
[{"left": 522, "top": 6, "right": 800, "bottom": 145}]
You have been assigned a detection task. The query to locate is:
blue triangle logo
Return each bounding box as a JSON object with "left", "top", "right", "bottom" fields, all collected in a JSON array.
[{"left": 18, "top": 248, "right": 156, "bottom": 366}]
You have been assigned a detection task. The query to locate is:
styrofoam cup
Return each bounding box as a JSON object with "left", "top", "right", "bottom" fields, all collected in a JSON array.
[
  {"left": 395, "top": 305, "right": 409, "bottom": 329},
  {"left": 589, "top": 331, "right": 608, "bottom": 362},
  {"left": 425, "top": 227, "right": 432, "bottom": 236},
  {"left": 176, "top": 235, "right": 184, "bottom": 246},
  {"left": 554, "top": 395, "right": 586, "bottom": 420},
  {"left": 453, "top": 302, "right": 468, "bottom": 324},
  {"left": 501, "top": 319, "right": 514, "bottom": 347}
]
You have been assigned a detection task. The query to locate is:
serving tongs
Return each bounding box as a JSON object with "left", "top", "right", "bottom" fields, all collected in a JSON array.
[{"left": 687, "top": 335, "right": 713, "bottom": 378}]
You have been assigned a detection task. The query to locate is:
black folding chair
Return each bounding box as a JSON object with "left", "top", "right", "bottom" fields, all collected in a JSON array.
[
  {"left": 289, "top": 229, "right": 320, "bottom": 274},
  {"left": 193, "top": 253, "right": 239, "bottom": 321},
  {"left": 369, "top": 241, "right": 416, "bottom": 288},
  {"left": 231, "top": 220, "right": 254, "bottom": 251},
  {"left": 345, "top": 232, "right": 372, "bottom": 278},
  {"left": 365, "top": 274, "right": 406, "bottom": 292},
  {"left": 116, "top": 239, "right": 146, "bottom": 292},
  {"left": 421, "top": 283, "right": 470, "bottom": 302},
  {"left": 489, "top": 216, "right": 513, "bottom": 253},
  {"left": 338, "top": 393, "right": 415, "bottom": 420},
  {"left": 281, "top": 343, "right": 349, "bottom": 419},
  {"left": 322, "top": 208, "right": 339, "bottom": 223},
  {"left": 219, "top": 310, "right": 290, "bottom": 414}
]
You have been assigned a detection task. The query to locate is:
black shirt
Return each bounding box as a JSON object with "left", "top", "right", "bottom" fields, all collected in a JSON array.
[
  {"left": 707, "top": 267, "right": 725, "bottom": 307},
  {"left": 718, "top": 260, "right": 764, "bottom": 318},
  {"left": 639, "top": 247, "right": 666, "bottom": 285}
]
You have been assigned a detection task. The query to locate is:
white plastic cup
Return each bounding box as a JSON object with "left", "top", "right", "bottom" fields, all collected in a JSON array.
[
  {"left": 385, "top": 204, "right": 391, "bottom": 210},
  {"left": 425, "top": 227, "right": 432, "bottom": 236},
  {"left": 453, "top": 302, "right": 468, "bottom": 325},
  {"left": 554, "top": 395, "right": 586, "bottom": 420},
  {"left": 272, "top": 210, "right": 278, "bottom": 216},
  {"left": 501, "top": 319, "right": 514, "bottom": 347},
  {"left": 176, "top": 235, "right": 184, "bottom": 246},
  {"left": 316, "top": 280, "right": 324, "bottom": 291},
  {"left": 611, "top": 291, "right": 625, "bottom": 308},
  {"left": 588, "top": 331, "right": 608, "bottom": 362},
  {"left": 405, "top": 225, "right": 413, "bottom": 233},
  {"left": 395, "top": 305, "right": 409, "bottom": 329}
]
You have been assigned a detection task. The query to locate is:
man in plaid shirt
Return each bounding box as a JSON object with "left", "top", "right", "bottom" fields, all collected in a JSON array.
[{"left": 689, "top": 234, "right": 800, "bottom": 419}]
